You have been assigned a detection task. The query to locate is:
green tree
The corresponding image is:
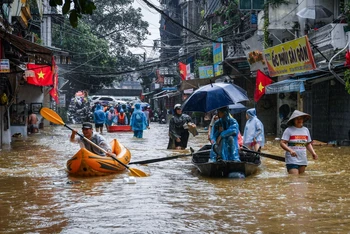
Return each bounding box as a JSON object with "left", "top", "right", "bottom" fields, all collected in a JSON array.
[
  {"left": 84, "top": 0, "right": 150, "bottom": 54},
  {"left": 52, "top": 19, "right": 140, "bottom": 96},
  {"left": 51, "top": 0, "right": 150, "bottom": 96}
]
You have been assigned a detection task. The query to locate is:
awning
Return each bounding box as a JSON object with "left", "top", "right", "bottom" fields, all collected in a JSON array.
[
  {"left": 0, "top": 30, "right": 53, "bottom": 64},
  {"left": 265, "top": 74, "right": 331, "bottom": 94},
  {"left": 152, "top": 91, "right": 180, "bottom": 99},
  {"left": 162, "top": 87, "right": 177, "bottom": 91},
  {"left": 141, "top": 91, "right": 154, "bottom": 96},
  {"left": 265, "top": 79, "right": 306, "bottom": 94}
]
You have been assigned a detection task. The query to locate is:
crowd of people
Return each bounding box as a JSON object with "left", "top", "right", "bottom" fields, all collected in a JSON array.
[{"left": 90, "top": 102, "right": 151, "bottom": 138}]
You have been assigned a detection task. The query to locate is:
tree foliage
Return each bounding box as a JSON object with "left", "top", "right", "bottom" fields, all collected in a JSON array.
[
  {"left": 84, "top": 0, "right": 150, "bottom": 54},
  {"left": 50, "top": 0, "right": 96, "bottom": 27},
  {"left": 52, "top": 16, "right": 143, "bottom": 95}
]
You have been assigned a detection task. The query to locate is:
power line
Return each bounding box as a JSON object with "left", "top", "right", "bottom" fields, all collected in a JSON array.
[{"left": 140, "top": 0, "right": 228, "bottom": 43}]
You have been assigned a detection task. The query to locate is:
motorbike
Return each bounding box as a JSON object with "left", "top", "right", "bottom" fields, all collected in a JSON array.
[{"left": 151, "top": 112, "right": 159, "bottom": 122}]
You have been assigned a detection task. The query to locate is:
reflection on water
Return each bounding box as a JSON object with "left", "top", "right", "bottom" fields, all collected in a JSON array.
[{"left": 1, "top": 124, "right": 350, "bottom": 233}]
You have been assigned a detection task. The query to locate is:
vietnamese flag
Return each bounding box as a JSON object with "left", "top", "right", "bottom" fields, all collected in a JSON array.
[
  {"left": 50, "top": 73, "right": 59, "bottom": 103},
  {"left": 254, "top": 70, "right": 273, "bottom": 102},
  {"left": 49, "top": 88, "right": 59, "bottom": 103},
  {"left": 179, "top": 62, "right": 187, "bottom": 80},
  {"left": 26, "top": 64, "right": 53, "bottom": 86}
]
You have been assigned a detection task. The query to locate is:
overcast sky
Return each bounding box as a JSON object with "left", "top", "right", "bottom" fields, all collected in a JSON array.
[{"left": 130, "top": 0, "right": 161, "bottom": 59}]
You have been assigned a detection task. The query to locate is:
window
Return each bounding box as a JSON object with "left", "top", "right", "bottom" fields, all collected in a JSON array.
[{"left": 239, "top": 0, "right": 264, "bottom": 10}]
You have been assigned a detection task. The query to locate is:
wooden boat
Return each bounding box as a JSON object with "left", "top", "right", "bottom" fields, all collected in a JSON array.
[
  {"left": 66, "top": 139, "right": 131, "bottom": 176},
  {"left": 192, "top": 145, "right": 261, "bottom": 178},
  {"left": 107, "top": 125, "right": 132, "bottom": 132}
]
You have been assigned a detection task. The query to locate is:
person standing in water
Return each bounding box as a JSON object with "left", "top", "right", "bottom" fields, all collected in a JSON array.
[
  {"left": 243, "top": 108, "right": 265, "bottom": 151},
  {"left": 280, "top": 110, "right": 318, "bottom": 175},
  {"left": 168, "top": 104, "right": 195, "bottom": 150},
  {"left": 130, "top": 103, "right": 149, "bottom": 138}
]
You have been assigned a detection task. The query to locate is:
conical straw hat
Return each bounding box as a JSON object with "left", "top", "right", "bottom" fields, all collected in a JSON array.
[{"left": 287, "top": 110, "right": 311, "bottom": 126}]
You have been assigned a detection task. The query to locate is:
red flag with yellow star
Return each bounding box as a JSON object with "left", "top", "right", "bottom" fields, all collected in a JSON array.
[
  {"left": 26, "top": 64, "right": 53, "bottom": 86},
  {"left": 254, "top": 70, "right": 273, "bottom": 102},
  {"left": 179, "top": 62, "right": 187, "bottom": 80}
]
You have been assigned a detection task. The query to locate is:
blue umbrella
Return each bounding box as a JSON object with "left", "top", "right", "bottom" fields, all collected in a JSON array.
[
  {"left": 229, "top": 103, "right": 247, "bottom": 114},
  {"left": 182, "top": 83, "right": 249, "bottom": 113}
]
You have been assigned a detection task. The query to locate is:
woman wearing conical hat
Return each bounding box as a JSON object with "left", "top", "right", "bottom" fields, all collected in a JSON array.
[{"left": 280, "top": 110, "right": 318, "bottom": 175}]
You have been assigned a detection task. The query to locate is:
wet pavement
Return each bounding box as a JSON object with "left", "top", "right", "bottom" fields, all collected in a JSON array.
[{"left": 1, "top": 122, "right": 350, "bottom": 233}]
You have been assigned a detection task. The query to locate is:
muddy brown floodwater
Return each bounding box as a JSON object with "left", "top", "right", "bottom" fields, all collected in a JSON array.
[{"left": 0, "top": 123, "right": 350, "bottom": 233}]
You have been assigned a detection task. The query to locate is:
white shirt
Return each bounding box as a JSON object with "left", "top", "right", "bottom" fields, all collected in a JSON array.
[{"left": 282, "top": 126, "right": 312, "bottom": 165}]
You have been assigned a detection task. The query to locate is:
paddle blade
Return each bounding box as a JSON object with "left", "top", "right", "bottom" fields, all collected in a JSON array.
[
  {"left": 128, "top": 168, "right": 149, "bottom": 177},
  {"left": 40, "top": 107, "right": 65, "bottom": 125}
]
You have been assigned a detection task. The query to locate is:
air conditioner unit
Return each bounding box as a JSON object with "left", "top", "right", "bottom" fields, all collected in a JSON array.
[{"left": 308, "top": 23, "right": 347, "bottom": 52}]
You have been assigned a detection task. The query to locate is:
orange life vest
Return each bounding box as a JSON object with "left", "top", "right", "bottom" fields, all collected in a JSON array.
[{"left": 118, "top": 113, "right": 125, "bottom": 125}]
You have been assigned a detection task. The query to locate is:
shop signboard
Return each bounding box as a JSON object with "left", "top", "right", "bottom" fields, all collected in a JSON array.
[
  {"left": 198, "top": 65, "right": 214, "bottom": 79},
  {"left": 213, "top": 38, "right": 223, "bottom": 76},
  {"left": 0, "top": 59, "right": 10, "bottom": 73},
  {"left": 241, "top": 33, "right": 268, "bottom": 74},
  {"left": 263, "top": 36, "right": 316, "bottom": 77}
]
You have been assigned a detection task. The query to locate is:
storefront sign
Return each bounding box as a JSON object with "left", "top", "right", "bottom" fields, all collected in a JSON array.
[
  {"left": 0, "top": 59, "right": 10, "bottom": 73},
  {"left": 213, "top": 38, "right": 223, "bottom": 76},
  {"left": 58, "top": 94, "right": 66, "bottom": 107},
  {"left": 241, "top": 33, "right": 268, "bottom": 74},
  {"left": 198, "top": 66, "right": 214, "bottom": 79},
  {"left": 263, "top": 36, "right": 316, "bottom": 77}
]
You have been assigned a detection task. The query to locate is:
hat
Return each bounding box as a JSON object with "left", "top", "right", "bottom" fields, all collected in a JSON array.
[
  {"left": 218, "top": 106, "right": 228, "bottom": 113},
  {"left": 82, "top": 122, "right": 93, "bottom": 129},
  {"left": 287, "top": 110, "right": 311, "bottom": 126},
  {"left": 174, "top": 104, "right": 181, "bottom": 110}
]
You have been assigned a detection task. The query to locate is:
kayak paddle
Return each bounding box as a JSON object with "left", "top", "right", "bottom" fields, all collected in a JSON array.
[
  {"left": 129, "top": 148, "right": 212, "bottom": 165},
  {"left": 241, "top": 148, "right": 285, "bottom": 162}
]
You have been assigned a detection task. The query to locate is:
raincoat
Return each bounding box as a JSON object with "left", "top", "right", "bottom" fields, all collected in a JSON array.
[
  {"left": 243, "top": 108, "right": 265, "bottom": 148},
  {"left": 130, "top": 103, "right": 148, "bottom": 138},
  {"left": 167, "top": 111, "right": 192, "bottom": 149},
  {"left": 94, "top": 104, "right": 106, "bottom": 125},
  {"left": 210, "top": 112, "right": 240, "bottom": 161},
  {"left": 105, "top": 107, "right": 115, "bottom": 127}
]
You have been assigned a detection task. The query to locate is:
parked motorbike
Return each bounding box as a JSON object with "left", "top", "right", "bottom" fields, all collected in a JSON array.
[{"left": 151, "top": 112, "right": 159, "bottom": 122}]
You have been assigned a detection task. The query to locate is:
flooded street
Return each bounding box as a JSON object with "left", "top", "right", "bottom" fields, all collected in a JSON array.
[{"left": 1, "top": 123, "right": 350, "bottom": 233}]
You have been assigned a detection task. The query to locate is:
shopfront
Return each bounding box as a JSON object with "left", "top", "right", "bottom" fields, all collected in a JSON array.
[{"left": 0, "top": 29, "right": 54, "bottom": 146}]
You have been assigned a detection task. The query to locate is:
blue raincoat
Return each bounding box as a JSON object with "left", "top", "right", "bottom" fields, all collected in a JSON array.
[
  {"left": 130, "top": 103, "right": 148, "bottom": 138},
  {"left": 243, "top": 108, "right": 265, "bottom": 148},
  {"left": 210, "top": 111, "right": 240, "bottom": 161},
  {"left": 94, "top": 104, "right": 106, "bottom": 125}
]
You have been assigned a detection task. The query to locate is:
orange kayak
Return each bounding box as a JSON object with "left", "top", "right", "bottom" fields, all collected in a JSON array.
[{"left": 66, "top": 139, "right": 131, "bottom": 176}]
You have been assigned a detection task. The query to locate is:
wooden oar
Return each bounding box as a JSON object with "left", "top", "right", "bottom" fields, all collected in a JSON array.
[
  {"left": 40, "top": 107, "right": 148, "bottom": 177},
  {"left": 129, "top": 148, "right": 212, "bottom": 165},
  {"left": 241, "top": 148, "right": 285, "bottom": 162}
]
